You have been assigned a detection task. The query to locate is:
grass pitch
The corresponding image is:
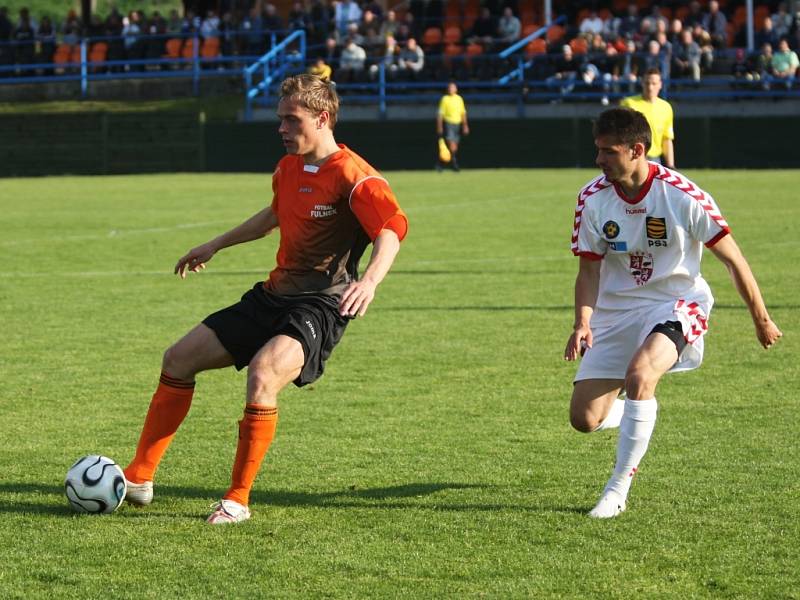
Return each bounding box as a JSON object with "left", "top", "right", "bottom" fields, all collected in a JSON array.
[{"left": 0, "top": 169, "right": 798, "bottom": 598}]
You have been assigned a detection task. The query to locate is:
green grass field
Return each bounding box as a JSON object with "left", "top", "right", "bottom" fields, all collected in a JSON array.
[{"left": 1, "top": 169, "right": 797, "bottom": 598}]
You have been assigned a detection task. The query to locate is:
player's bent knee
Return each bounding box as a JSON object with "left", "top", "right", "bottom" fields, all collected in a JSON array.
[
  {"left": 161, "top": 345, "right": 193, "bottom": 381},
  {"left": 570, "top": 411, "right": 598, "bottom": 434}
]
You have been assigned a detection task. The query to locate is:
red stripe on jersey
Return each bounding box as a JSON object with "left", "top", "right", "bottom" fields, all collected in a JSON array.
[
  {"left": 571, "top": 176, "right": 611, "bottom": 256},
  {"left": 675, "top": 299, "right": 709, "bottom": 344},
  {"left": 655, "top": 166, "right": 731, "bottom": 236},
  {"left": 705, "top": 229, "right": 729, "bottom": 248}
]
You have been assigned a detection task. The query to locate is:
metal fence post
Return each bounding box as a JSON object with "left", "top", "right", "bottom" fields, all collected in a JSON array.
[
  {"left": 379, "top": 62, "right": 386, "bottom": 119},
  {"left": 192, "top": 32, "right": 200, "bottom": 96},
  {"left": 80, "top": 39, "right": 88, "bottom": 97}
]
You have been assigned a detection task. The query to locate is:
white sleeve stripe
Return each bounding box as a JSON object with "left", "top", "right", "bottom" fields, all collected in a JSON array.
[{"left": 349, "top": 175, "right": 389, "bottom": 208}]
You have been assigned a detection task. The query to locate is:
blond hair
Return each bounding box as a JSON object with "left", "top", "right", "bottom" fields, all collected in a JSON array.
[{"left": 279, "top": 74, "right": 339, "bottom": 130}]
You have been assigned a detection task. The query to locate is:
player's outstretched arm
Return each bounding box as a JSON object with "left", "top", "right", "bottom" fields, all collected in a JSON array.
[
  {"left": 339, "top": 229, "right": 401, "bottom": 318},
  {"left": 708, "top": 235, "right": 782, "bottom": 348},
  {"left": 174, "top": 207, "right": 279, "bottom": 278},
  {"left": 564, "top": 257, "right": 601, "bottom": 361}
]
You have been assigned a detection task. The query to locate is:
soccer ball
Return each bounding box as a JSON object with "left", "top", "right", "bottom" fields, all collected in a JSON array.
[{"left": 64, "top": 455, "right": 127, "bottom": 514}]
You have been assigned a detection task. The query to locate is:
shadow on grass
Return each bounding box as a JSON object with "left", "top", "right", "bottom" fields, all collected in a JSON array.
[{"left": 0, "top": 481, "right": 588, "bottom": 515}]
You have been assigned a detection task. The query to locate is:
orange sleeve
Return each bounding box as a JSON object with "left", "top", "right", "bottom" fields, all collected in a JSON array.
[
  {"left": 350, "top": 177, "right": 408, "bottom": 242},
  {"left": 270, "top": 163, "right": 283, "bottom": 211}
]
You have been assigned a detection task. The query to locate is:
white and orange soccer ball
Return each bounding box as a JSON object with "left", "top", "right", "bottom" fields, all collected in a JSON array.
[{"left": 64, "top": 455, "right": 127, "bottom": 514}]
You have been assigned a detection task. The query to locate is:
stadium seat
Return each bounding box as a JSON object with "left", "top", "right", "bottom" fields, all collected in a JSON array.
[
  {"left": 522, "top": 24, "right": 540, "bottom": 37},
  {"left": 726, "top": 22, "right": 738, "bottom": 47},
  {"left": 520, "top": 5, "right": 537, "bottom": 26},
  {"left": 53, "top": 43, "right": 72, "bottom": 65},
  {"left": 545, "top": 24, "right": 565, "bottom": 45},
  {"left": 525, "top": 37, "right": 547, "bottom": 58},
  {"left": 569, "top": 37, "right": 588, "bottom": 54},
  {"left": 89, "top": 42, "right": 108, "bottom": 71},
  {"left": 163, "top": 38, "right": 183, "bottom": 61},
  {"left": 181, "top": 38, "right": 197, "bottom": 60},
  {"left": 444, "top": 25, "right": 462, "bottom": 45},
  {"left": 732, "top": 6, "right": 747, "bottom": 27},
  {"left": 70, "top": 45, "right": 81, "bottom": 64},
  {"left": 200, "top": 37, "right": 220, "bottom": 59},
  {"left": 422, "top": 27, "right": 442, "bottom": 46}
]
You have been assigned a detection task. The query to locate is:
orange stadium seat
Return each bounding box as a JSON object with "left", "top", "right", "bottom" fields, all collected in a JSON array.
[
  {"left": 200, "top": 37, "right": 220, "bottom": 59},
  {"left": 569, "top": 37, "right": 588, "bottom": 54},
  {"left": 422, "top": 26, "right": 443, "bottom": 49},
  {"left": 88, "top": 42, "right": 107, "bottom": 71},
  {"left": 444, "top": 25, "right": 462, "bottom": 45},
  {"left": 53, "top": 43, "right": 72, "bottom": 64},
  {"left": 546, "top": 24, "right": 565, "bottom": 45},
  {"left": 70, "top": 45, "right": 81, "bottom": 64},
  {"left": 525, "top": 37, "right": 547, "bottom": 57},
  {"left": 163, "top": 38, "right": 183, "bottom": 60},
  {"left": 181, "top": 38, "right": 197, "bottom": 59},
  {"left": 522, "top": 23, "right": 540, "bottom": 37}
]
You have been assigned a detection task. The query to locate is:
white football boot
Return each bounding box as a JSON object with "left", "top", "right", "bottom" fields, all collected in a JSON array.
[
  {"left": 588, "top": 490, "right": 626, "bottom": 519},
  {"left": 206, "top": 499, "right": 251, "bottom": 524},
  {"left": 124, "top": 479, "right": 154, "bottom": 506}
]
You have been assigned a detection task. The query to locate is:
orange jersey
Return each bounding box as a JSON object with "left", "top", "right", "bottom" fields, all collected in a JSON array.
[{"left": 266, "top": 144, "right": 408, "bottom": 297}]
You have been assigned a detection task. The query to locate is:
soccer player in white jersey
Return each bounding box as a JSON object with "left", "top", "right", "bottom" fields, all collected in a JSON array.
[{"left": 565, "top": 108, "right": 782, "bottom": 518}]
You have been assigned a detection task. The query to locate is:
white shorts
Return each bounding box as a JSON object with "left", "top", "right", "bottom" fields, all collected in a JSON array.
[{"left": 574, "top": 298, "right": 711, "bottom": 382}]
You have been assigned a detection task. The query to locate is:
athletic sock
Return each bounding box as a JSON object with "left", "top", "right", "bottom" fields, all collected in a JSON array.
[
  {"left": 604, "top": 398, "right": 658, "bottom": 499},
  {"left": 124, "top": 372, "right": 195, "bottom": 484},
  {"left": 223, "top": 404, "right": 278, "bottom": 507},
  {"left": 594, "top": 397, "right": 625, "bottom": 431}
]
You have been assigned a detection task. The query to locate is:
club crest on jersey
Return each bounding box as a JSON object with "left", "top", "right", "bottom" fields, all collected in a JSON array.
[
  {"left": 603, "top": 220, "right": 621, "bottom": 239},
  {"left": 629, "top": 252, "right": 654, "bottom": 286}
]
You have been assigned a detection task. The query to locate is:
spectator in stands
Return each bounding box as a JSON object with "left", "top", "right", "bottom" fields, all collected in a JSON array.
[
  {"left": 639, "top": 39, "right": 667, "bottom": 80},
  {"left": 580, "top": 10, "right": 604, "bottom": 36},
  {"left": 732, "top": 47, "right": 760, "bottom": 88},
  {"left": 288, "top": 2, "right": 310, "bottom": 33},
  {"left": 770, "top": 38, "right": 799, "bottom": 89},
  {"left": 368, "top": 34, "right": 397, "bottom": 79},
  {"left": 621, "top": 67, "right": 675, "bottom": 168},
  {"left": 668, "top": 18, "right": 683, "bottom": 47},
  {"left": 36, "top": 15, "right": 55, "bottom": 67},
  {"left": 771, "top": 2, "right": 793, "bottom": 39},
  {"left": 242, "top": 6, "right": 265, "bottom": 56},
  {"left": 62, "top": 9, "right": 82, "bottom": 46},
  {"left": 166, "top": 9, "right": 182, "bottom": 35},
  {"left": 691, "top": 24, "right": 714, "bottom": 73},
  {"left": 756, "top": 42, "right": 775, "bottom": 87},
  {"left": 308, "top": 56, "right": 332, "bottom": 81},
  {"left": 755, "top": 16, "right": 780, "bottom": 50},
  {"left": 684, "top": 1, "right": 704, "bottom": 29},
  {"left": 146, "top": 11, "right": 168, "bottom": 61},
  {"left": 263, "top": 4, "right": 285, "bottom": 41},
  {"left": 397, "top": 36, "right": 424, "bottom": 80},
  {"left": 394, "top": 18, "right": 411, "bottom": 45},
  {"left": 105, "top": 10, "right": 124, "bottom": 71},
  {"left": 180, "top": 9, "right": 199, "bottom": 34},
  {"left": 467, "top": 7, "right": 495, "bottom": 48},
  {"left": 497, "top": 7, "right": 521, "bottom": 45},
  {"left": 335, "top": 0, "right": 362, "bottom": 41},
  {"left": 322, "top": 35, "right": 340, "bottom": 67},
  {"left": 201, "top": 10, "right": 220, "bottom": 39},
  {"left": 672, "top": 29, "right": 701, "bottom": 82},
  {"left": 338, "top": 36, "right": 366, "bottom": 82},
  {"left": 358, "top": 10, "right": 382, "bottom": 53},
  {"left": 613, "top": 38, "right": 640, "bottom": 94},
  {"left": 123, "top": 11, "right": 143, "bottom": 69},
  {"left": 701, "top": 0, "right": 727, "bottom": 50},
  {"left": 547, "top": 44, "right": 582, "bottom": 99},
  {"left": 640, "top": 5, "right": 668, "bottom": 38},
  {"left": 308, "top": 0, "right": 331, "bottom": 45},
  {"left": 379, "top": 10, "right": 399, "bottom": 41},
  {"left": 12, "top": 7, "right": 35, "bottom": 72},
  {"left": 618, "top": 4, "right": 641, "bottom": 41},
  {"left": 364, "top": 0, "right": 383, "bottom": 21}
]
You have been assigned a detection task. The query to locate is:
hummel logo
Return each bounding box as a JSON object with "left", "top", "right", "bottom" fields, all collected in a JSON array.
[{"left": 299, "top": 187, "right": 313, "bottom": 193}]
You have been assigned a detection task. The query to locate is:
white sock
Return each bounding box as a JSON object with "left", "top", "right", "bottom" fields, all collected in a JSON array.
[
  {"left": 594, "top": 397, "right": 625, "bottom": 431},
  {"left": 604, "top": 398, "right": 658, "bottom": 500}
]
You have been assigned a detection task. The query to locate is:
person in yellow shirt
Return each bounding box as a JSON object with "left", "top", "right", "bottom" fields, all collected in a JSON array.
[
  {"left": 308, "top": 57, "right": 332, "bottom": 82},
  {"left": 620, "top": 68, "right": 675, "bottom": 168},
  {"left": 436, "top": 81, "right": 469, "bottom": 171}
]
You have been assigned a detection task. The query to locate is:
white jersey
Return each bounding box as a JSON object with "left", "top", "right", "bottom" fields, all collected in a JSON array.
[{"left": 571, "top": 163, "right": 730, "bottom": 325}]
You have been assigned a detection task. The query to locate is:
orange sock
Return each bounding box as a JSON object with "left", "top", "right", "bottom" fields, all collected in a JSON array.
[
  {"left": 124, "top": 372, "right": 194, "bottom": 484},
  {"left": 223, "top": 404, "right": 278, "bottom": 507}
]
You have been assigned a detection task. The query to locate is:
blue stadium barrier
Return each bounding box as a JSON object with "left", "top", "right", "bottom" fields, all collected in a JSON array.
[{"left": 243, "top": 30, "right": 306, "bottom": 121}]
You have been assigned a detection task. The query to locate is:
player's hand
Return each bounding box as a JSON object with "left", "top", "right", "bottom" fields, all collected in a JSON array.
[
  {"left": 564, "top": 326, "right": 592, "bottom": 361},
  {"left": 339, "top": 279, "right": 377, "bottom": 318},
  {"left": 174, "top": 242, "right": 217, "bottom": 279},
  {"left": 463, "top": 125, "right": 470, "bottom": 135},
  {"left": 755, "top": 318, "right": 782, "bottom": 349}
]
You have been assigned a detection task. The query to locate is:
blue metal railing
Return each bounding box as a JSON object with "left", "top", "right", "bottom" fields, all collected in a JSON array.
[
  {"left": 243, "top": 30, "right": 306, "bottom": 121},
  {"left": 498, "top": 15, "right": 567, "bottom": 84}
]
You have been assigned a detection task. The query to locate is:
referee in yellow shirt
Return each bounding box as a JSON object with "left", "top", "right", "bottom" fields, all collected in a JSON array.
[
  {"left": 620, "top": 68, "right": 675, "bottom": 168},
  {"left": 436, "top": 81, "right": 469, "bottom": 171}
]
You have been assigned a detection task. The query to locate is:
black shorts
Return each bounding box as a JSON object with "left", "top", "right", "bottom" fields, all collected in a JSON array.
[
  {"left": 443, "top": 122, "right": 461, "bottom": 143},
  {"left": 202, "top": 283, "right": 349, "bottom": 387}
]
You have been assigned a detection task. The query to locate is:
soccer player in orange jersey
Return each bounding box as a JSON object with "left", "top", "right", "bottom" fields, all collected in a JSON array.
[{"left": 122, "top": 74, "right": 408, "bottom": 524}]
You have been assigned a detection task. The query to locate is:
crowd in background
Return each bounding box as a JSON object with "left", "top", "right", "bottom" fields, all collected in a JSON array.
[{"left": 0, "top": 0, "right": 798, "bottom": 92}]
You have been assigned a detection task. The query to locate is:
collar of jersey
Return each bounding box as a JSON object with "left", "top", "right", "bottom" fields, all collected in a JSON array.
[{"left": 611, "top": 162, "right": 657, "bottom": 205}]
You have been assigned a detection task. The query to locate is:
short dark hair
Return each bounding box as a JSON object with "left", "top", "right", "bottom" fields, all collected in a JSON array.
[
  {"left": 593, "top": 107, "right": 652, "bottom": 153},
  {"left": 643, "top": 67, "right": 661, "bottom": 78}
]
